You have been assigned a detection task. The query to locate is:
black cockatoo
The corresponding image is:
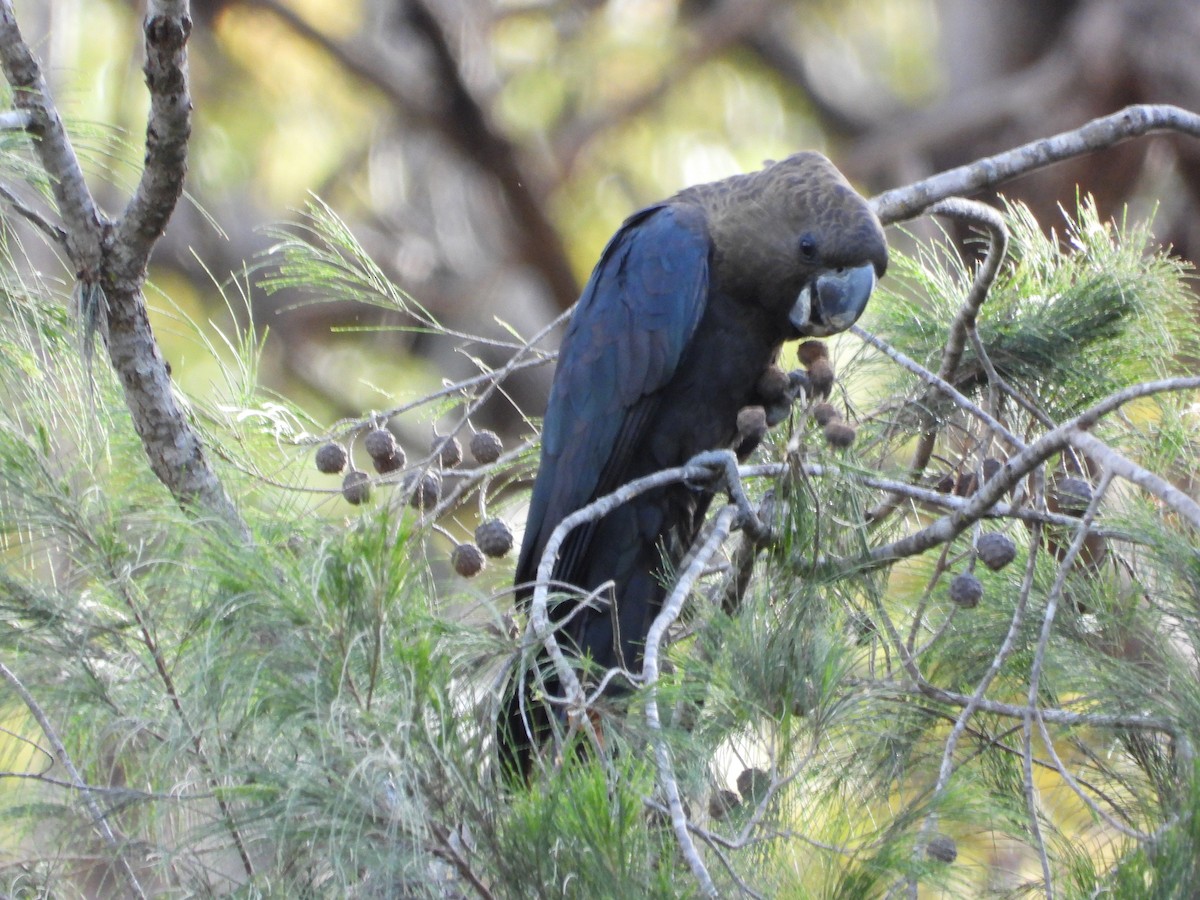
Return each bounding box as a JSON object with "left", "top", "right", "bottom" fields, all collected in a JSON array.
[{"left": 501, "top": 152, "right": 887, "bottom": 776}]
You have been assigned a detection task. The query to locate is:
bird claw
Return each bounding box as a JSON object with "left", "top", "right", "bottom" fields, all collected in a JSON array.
[
  {"left": 686, "top": 450, "right": 774, "bottom": 543},
  {"left": 683, "top": 465, "right": 722, "bottom": 492},
  {"left": 787, "top": 369, "right": 811, "bottom": 397},
  {"left": 735, "top": 508, "right": 773, "bottom": 543},
  {"left": 762, "top": 400, "right": 792, "bottom": 428}
]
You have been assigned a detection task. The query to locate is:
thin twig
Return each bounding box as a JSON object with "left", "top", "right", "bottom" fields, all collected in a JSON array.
[
  {"left": 851, "top": 323, "right": 1024, "bottom": 452},
  {"left": 1034, "top": 711, "right": 1157, "bottom": 842},
  {"left": 1070, "top": 430, "right": 1200, "bottom": 531},
  {"left": 429, "top": 822, "right": 496, "bottom": 900},
  {"left": 643, "top": 505, "right": 736, "bottom": 899},
  {"left": 877, "top": 681, "right": 1174, "bottom": 734},
  {"left": 0, "top": 181, "right": 67, "bottom": 247},
  {"left": 914, "top": 515, "right": 1043, "bottom": 868},
  {"left": 859, "top": 376, "right": 1200, "bottom": 569},
  {"left": 867, "top": 198, "right": 1010, "bottom": 526},
  {"left": 1023, "top": 468, "right": 1113, "bottom": 899},
  {"left": 0, "top": 660, "right": 148, "bottom": 900}
]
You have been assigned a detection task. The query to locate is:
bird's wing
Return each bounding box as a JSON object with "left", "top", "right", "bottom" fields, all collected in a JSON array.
[{"left": 515, "top": 202, "right": 711, "bottom": 598}]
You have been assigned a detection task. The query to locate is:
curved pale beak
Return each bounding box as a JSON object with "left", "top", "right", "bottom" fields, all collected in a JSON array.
[{"left": 789, "top": 262, "right": 877, "bottom": 337}]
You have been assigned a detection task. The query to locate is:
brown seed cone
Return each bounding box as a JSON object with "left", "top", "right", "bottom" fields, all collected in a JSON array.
[
  {"left": 475, "top": 518, "right": 514, "bottom": 558},
  {"left": 736, "top": 405, "right": 768, "bottom": 442},
  {"left": 341, "top": 470, "right": 371, "bottom": 505},
  {"left": 823, "top": 421, "right": 856, "bottom": 449},
  {"left": 812, "top": 402, "right": 841, "bottom": 427},
  {"left": 796, "top": 340, "right": 829, "bottom": 366},
  {"left": 1051, "top": 476, "right": 1094, "bottom": 516},
  {"left": 404, "top": 471, "right": 441, "bottom": 510},
  {"left": 949, "top": 572, "right": 983, "bottom": 609},
  {"left": 806, "top": 358, "right": 835, "bottom": 398},
  {"left": 927, "top": 833, "right": 958, "bottom": 863},
  {"left": 736, "top": 767, "right": 770, "bottom": 803},
  {"left": 954, "top": 472, "right": 978, "bottom": 496},
  {"left": 364, "top": 427, "right": 397, "bottom": 462},
  {"left": 708, "top": 789, "right": 741, "bottom": 821},
  {"left": 434, "top": 435, "right": 462, "bottom": 468},
  {"left": 977, "top": 532, "right": 1017, "bottom": 571},
  {"left": 755, "top": 365, "right": 791, "bottom": 403},
  {"left": 315, "top": 441, "right": 349, "bottom": 474},
  {"left": 469, "top": 430, "right": 503, "bottom": 464},
  {"left": 372, "top": 447, "right": 406, "bottom": 474},
  {"left": 451, "top": 542, "right": 485, "bottom": 577}
]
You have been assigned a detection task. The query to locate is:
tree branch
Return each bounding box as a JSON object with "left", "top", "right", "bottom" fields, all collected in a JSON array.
[
  {"left": 0, "top": 0, "right": 104, "bottom": 273},
  {"left": 0, "top": 0, "right": 247, "bottom": 538},
  {"left": 113, "top": 0, "right": 193, "bottom": 267},
  {"left": 870, "top": 104, "right": 1200, "bottom": 225},
  {"left": 642, "top": 505, "right": 736, "bottom": 900},
  {"left": 865, "top": 198, "right": 1010, "bottom": 525},
  {"left": 860, "top": 376, "right": 1200, "bottom": 569},
  {"left": 245, "top": 0, "right": 581, "bottom": 310},
  {"left": 0, "top": 180, "right": 67, "bottom": 247},
  {"left": 1070, "top": 430, "right": 1200, "bottom": 531}
]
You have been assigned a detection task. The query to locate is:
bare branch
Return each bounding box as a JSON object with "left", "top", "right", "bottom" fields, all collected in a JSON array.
[
  {"left": 0, "top": 181, "right": 67, "bottom": 247},
  {"left": 927, "top": 198, "right": 1010, "bottom": 378},
  {"left": 1070, "top": 430, "right": 1200, "bottom": 531},
  {"left": 113, "top": 0, "right": 194, "bottom": 271},
  {"left": 860, "top": 376, "right": 1200, "bottom": 568},
  {"left": 876, "top": 680, "right": 1176, "bottom": 736},
  {"left": 0, "top": 0, "right": 247, "bottom": 537},
  {"left": 870, "top": 104, "right": 1200, "bottom": 225},
  {"left": 642, "top": 505, "right": 736, "bottom": 900},
  {"left": 0, "top": 0, "right": 104, "bottom": 271}
]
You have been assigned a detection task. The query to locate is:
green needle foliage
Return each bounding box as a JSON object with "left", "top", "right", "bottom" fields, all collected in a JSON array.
[{"left": 874, "top": 198, "right": 1191, "bottom": 419}]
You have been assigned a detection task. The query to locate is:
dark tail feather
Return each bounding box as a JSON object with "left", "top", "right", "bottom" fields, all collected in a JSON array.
[{"left": 496, "top": 656, "right": 558, "bottom": 783}]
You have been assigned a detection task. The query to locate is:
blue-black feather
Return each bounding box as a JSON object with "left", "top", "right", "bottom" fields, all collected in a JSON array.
[{"left": 514, "top": 203, "right": 711, "bottom": 599}]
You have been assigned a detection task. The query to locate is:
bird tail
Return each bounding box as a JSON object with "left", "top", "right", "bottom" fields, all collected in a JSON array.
[{"left": 496, "top": 654, "right": 558, "bottom": 782}]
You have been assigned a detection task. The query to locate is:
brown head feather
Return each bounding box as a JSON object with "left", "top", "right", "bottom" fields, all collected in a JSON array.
[{"left": 677, "top": 152, "right": 886, "bottom": 321}]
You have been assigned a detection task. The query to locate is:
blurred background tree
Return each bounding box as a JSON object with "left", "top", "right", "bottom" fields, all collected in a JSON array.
[{"left": 24, "top": 0, "right": 1200, "bottom": 437}]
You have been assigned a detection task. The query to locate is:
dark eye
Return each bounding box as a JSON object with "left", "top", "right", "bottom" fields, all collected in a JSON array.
[{"left": 798, "top": 234, "right": 818, "bottom": 261}]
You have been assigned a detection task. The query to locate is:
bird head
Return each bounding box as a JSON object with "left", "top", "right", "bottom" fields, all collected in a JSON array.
[{"left": 691, "top": 152, "right": 887, "bottom": 339}]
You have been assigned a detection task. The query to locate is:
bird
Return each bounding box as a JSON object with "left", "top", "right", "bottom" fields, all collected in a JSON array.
[{"left": 499, "top": 151, "right": 887, "bottom": 778}]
